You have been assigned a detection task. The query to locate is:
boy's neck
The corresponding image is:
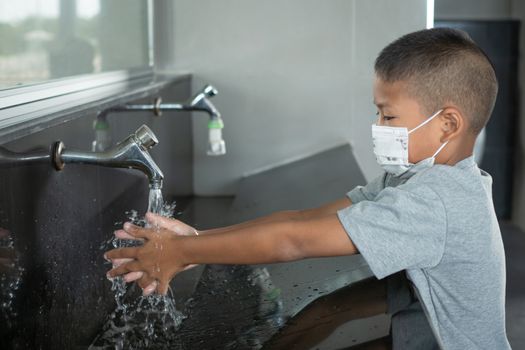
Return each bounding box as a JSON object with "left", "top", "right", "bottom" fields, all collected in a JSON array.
[{"left": 440, "top": 139, "right": 475, "bottom": 166}]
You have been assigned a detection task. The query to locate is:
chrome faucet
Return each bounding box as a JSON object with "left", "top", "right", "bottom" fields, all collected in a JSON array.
[
  {"left": 96, "top": 84, "right": 226, "bottom": 155},
  {"left": 118, "top": 84, "right": 220, "bottom": 118},
  {"left": 54, "top": 125, "right": 164, "bottom": 189},
  {"left": 0, "top": 125, "right": 164, "bottom": 189}
]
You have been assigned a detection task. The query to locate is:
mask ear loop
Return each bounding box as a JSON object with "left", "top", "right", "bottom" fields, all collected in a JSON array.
[
  {"left": 408, "top": 109, "right": 444, "bottom": 134},
  {"left": 432, "top": 140, "right": 449, "bottom": 158}
]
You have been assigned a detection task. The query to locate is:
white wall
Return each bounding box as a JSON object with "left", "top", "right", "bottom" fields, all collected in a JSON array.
[{"left": 168, "top": 0, "right": 427, "bottom": 195}]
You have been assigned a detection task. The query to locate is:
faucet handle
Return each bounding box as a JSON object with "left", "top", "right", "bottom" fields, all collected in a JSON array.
[
  {"left": 134, "top": 124, "right": 158, "bottom": 150},
  {"left": 202, "top": 84, "right": 218, "bottom": 97}
]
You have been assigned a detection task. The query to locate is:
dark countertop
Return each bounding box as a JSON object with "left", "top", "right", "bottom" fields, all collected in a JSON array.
[
  {"left": 157, "top": 144, "right": 389, "bottom": 349},
  {"left": 229, "top": 144, "right": 375, "bottom": 319}
]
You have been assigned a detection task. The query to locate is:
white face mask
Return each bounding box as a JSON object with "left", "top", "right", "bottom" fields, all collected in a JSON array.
[{"left": 372, "top": 109, "right": 448, "bottom": 176}]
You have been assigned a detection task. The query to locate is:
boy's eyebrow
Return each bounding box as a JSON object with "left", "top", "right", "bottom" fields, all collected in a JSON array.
[{"left": 373, "top": 100, "right": 389, "bottom": 108}]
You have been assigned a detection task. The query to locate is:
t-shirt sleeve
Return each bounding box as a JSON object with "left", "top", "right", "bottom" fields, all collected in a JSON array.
[
  {"left": 346, "top": 173, "right": 387, "bottom": 204},
  {"left": 337, "top": 182, "right": 447, "bottom": 279}
]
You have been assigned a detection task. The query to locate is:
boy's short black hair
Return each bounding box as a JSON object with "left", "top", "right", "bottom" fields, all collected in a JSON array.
[{"left": 375, "top": 27, "right": 498, "bottom": 135}]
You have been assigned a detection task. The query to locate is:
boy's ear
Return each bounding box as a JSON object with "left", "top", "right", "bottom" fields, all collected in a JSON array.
[{"left": 439, "top": 107, "right": 464, "bottom": 142}]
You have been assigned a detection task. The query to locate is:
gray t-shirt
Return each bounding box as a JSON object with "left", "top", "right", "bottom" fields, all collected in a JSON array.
[{"left": 337, "top": 156, "right": 510, "bottom": 349}]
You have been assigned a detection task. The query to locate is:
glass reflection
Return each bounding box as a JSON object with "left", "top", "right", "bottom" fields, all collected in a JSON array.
[
  {"left": 0, "top": 227, "right": 23, "bottom": 332},
  {"left": 0, "top": 0, "right": 150, "bottom": 90}
]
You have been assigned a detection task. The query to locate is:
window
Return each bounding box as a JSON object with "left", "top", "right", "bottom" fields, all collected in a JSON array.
[{"left": 0, "top": 0, "right": 152, "bottom": 90}]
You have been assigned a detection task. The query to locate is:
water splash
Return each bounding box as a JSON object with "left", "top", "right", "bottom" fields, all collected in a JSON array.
[
  {"left": 0, "top": 230, "right": 24, "bottom": 330},
  {"left": 92, "top": 199, "right": 185, "bottom": 349},
  {"left": 90, "top": 286, "right": 185, "bottom": 350}
]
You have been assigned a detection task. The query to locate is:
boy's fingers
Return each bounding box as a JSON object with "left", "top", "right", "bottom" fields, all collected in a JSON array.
[
  {"left": 111, "top": 258, "right": 133, "bottom": 268},
  {"left": 123, "top": 222, "right": 152, "bottom": 240},
  {"left": 145, "top": 212, "right": 178, "bottom": 231},
  {"left": 137, "top": 274, "right": 156, "bottom": 289},
  {"left": 104, "top": 247, "right": 139, "bottom": 260},
  {"left": 114, "top": 229, "right": 143, "bottom": 241},
  {"left": 146, "top": 212, "right": 196, "bottom": 236},
  {"left": 157, "top": 279, "right": 170, "bottom": 295},
  {"left": 143, "top": 280, "right": 158, "bottom": 296},
  {"left": 183, "top": 264, "right": 199, "bottom": 271},
  {"left": 107, "top": 261, "right": 140, "bottom": 278},
  {"left": 123, "top": 271, "right": 143, "bottom": 283}
]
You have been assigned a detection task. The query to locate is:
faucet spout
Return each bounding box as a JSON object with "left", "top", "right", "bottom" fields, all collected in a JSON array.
[
  {"left": 186, "top": 84, "right": 221, "bottom": 118},
  {"left": 101, "top": 84, "right": 226, "bottom": 156},
  {"left": 53, "top": 125, "right": 164, "bottom": 188},
  {"left": 158, "top": 84, "right": 225, "bottom": 156},
  {"left": 148, "top": 84, "right": 221, "bottom": 119}
]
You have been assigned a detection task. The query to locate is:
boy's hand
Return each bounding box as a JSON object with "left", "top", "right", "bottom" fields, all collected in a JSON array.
[
  {"left": 106, "top": 222, "right": 186, "bottom": 295},
  {"left": 106, "top": 213, "right": 198, "bottom": 295}
]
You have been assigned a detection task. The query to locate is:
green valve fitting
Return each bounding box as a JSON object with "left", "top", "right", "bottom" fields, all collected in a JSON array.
[
  {"left": 266, "top": 287, "right": 282, "bottom": 301},
  {"left": 207, "top": 117, "right": 226, "bottom": 156},
  {"left": 208, "top": 118, "right": 224, "bottom": 129},
  {"left": 93, "top": 117, "right": 109, "bottom": 130}
]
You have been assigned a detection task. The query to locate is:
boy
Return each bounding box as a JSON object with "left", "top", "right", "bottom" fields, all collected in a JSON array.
[{"left": 105, "top": 28, "right": 510, "bottom": 349}]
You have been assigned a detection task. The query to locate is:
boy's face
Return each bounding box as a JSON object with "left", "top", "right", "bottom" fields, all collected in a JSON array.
[{"left": 373, "top": 77, "right": 445, "bottom": 164}]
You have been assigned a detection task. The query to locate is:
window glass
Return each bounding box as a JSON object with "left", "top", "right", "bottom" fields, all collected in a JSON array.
[{"left": 0, "top": 0, "right": 151, "bottom": 90}]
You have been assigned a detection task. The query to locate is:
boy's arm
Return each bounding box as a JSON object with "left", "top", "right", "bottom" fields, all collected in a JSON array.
[
  {"left": 300, "top": 197, "right": 352, "bottom": 219},
  {"left": 109, "top": 197, "right": 353, "bottom": 294},
  {"left": 202, "top": 197, "right": 352, "bottom": 235},
  {"left": 106, "top": 212, "right": 357, "bottom": 294}
]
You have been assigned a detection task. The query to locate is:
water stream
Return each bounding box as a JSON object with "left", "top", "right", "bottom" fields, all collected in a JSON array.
[
  {"left": 90, "top": 189, "right": 185, "bottom": 349},
  {"left": 147, "top": 188, "right": 164, "bottom": 216}
]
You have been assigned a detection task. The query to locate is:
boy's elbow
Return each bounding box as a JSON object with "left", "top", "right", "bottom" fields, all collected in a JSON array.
[
  {"left": 275, "top": 240, "right": 305, "bottom": 262},
  {"left": 277, "top": 216, "right": 358, "bottom": 260},
  {"left": 273, "top": 223, "right": 306, "bottom": 262}
]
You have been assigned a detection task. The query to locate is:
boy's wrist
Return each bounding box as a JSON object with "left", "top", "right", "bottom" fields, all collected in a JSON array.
[{"left": 176, "top": 235, "right": 194, "bottom": 267}]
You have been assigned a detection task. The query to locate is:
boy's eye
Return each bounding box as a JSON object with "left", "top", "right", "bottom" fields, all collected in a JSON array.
[
  {"left": 378, "top": 114, "right": 397, "bottom": 122},
  {"left": 375, "top": 111, "right": 396, "bottom": 121}
]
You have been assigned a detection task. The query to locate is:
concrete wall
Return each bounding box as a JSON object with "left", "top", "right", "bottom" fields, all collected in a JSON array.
[
  {"left": 435, "top": 0, "right": 511, "bottom": 19},
  {"left": 166, "top": 0, "right": 427, "bottom": 195},
  {"left": 509, "top": 1, "right": 525, "bottom": 231},
  {"left": 435, "top": 0, "right": 525, "bottom": 230}
]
